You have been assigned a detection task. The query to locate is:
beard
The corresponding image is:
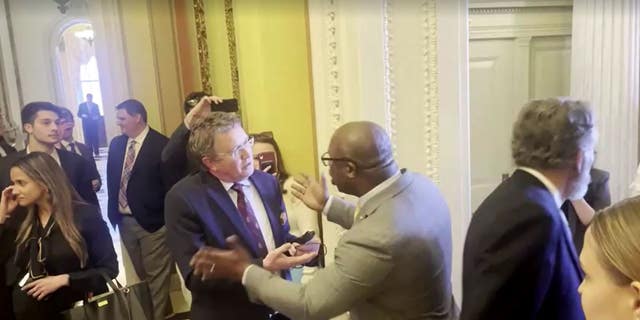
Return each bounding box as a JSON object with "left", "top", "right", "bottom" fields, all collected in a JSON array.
[{"left": 566, "top": 164, "right": 592, "bottom": 201}]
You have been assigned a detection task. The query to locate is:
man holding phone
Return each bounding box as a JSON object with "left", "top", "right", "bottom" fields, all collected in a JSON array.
[{"left": 164, "top": 111, "right": 320, "bottom": 320}]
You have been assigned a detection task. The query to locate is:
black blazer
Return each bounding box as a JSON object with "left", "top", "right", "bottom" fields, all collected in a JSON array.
[
  {"left": 561, "top": 168, "right": 610, "bottom": 253},
  {"left": 1, "top": 203, "right": 118, "bottom": 319},
  {"left": 0, "top": 137, "right": 16, "bottom": 157},
  {"left": 461, "top": 170, "right": 585, "bottom": 320},
  {"left": 107, "top": 128, "right": 176, "bottom": 232},
  {"left": 161, "top": 123, "right": 199, "bottom": 184},
  {"left": 60, "top": 142, "right": 101, "bottom": 190},
  {"left": 165, "top": 170, "right": 296, "bottom": 320},
  {"left": 0, "top": 149, "right": 99, "bottom": 206}
]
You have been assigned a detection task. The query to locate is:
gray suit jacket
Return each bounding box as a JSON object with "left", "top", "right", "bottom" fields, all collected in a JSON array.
[{"left": 243, "top": 171, "right": 459, "bottom": 320}]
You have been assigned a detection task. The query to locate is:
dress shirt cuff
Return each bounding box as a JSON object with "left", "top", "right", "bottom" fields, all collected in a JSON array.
[
  {"left": 321, "top": 195, "right": 334, "bottom": 216},
  {"left": 241, "top": 264, "right": 255, "bottom": 285}
]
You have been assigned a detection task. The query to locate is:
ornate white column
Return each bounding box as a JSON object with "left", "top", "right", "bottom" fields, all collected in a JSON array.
[
  {"left": 570, "top": 0, "right": 640, "bottom": 201},
  {"left": 307, "top": 0, "right": 470, "bottom": 299}
]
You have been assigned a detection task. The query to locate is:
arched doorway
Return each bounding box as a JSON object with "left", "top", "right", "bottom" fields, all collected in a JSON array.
[{"left": 54, "top": 21, "right": 107, "bottom": 152}]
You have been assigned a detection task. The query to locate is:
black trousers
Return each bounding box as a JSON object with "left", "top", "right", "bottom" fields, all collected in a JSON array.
[{"left": 82, "top": 122, "right": 100, "bottom": 155}]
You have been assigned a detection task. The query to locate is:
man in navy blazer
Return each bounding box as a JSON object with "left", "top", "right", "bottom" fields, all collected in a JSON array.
[
  {"left": 164, "top": 109, "right": 298, "bottom": 320},
  {"left": 462, "top": 97, "right": 595, "bottom": 320},
  {"left": 107, "top": 99, "right": 177, "bottom": 320}
]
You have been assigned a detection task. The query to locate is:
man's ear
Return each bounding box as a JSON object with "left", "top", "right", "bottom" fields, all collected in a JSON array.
[
  {"left": 345, "top": 161, "right": 357, "bottom": 178},
  {"left": 23, "top": 123, "right": 33, "bottom": 135},
  {"left": 202, "top": 156, "right": 216, "bottom": 172}
]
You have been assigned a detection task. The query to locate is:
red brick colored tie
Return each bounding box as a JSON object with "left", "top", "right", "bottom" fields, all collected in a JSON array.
[{"left": 231, "top": 183, "right": 268, "bottom": 257}]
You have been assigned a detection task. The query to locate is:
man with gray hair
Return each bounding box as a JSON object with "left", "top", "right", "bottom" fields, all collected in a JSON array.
[
  {"left": 164, "top": 111, "right": 308, "bottom": 320},
  {"left": 461, "top": 97, "right": 593, "bottom": 320}
]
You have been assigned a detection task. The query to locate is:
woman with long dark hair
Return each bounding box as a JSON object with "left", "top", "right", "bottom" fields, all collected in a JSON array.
[
  {"left": 0, "top": 152, "right": 117, "bottom": 320},
  {"left": 251, "top": 131, "right": 319, "bottom": 283}
]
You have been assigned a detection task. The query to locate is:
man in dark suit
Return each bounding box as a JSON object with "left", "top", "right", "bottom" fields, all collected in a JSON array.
[
  {"left": 57, "top": 107, "right": 101, "bottom": 191},
  {"left": 107, "top": 99, "right": 175, "bottom": 320},
  {"left": 0, "top": 101, "right": 100, "bottom": 320},
  {"left": 461, "top": 97, "right": 595, "bottom": 320},
  {"left": 164, "top": 111, "right": 300, "bottom": 320},
  {"left": 0, "top": 133, "right": 16, "bottom": 158},
  {"left": 561, "top": 168, "right": 611, "bottom": 253},
  {"left": 77, "top": 93, "right": 101, "bottom": 156},
  {"left": 0, "top": 102, "right": 99, "bottom": 204}
]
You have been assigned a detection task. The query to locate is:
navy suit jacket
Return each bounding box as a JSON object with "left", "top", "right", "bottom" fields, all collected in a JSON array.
[
  {"left": 107, "top": 128, "right": 177, "bottom": 232},
  {"left": 165, "top": 170, "right": 296, "bottom": 320},
  {"left": 461, "top": 169, "right": 585, "bottom": 320}
]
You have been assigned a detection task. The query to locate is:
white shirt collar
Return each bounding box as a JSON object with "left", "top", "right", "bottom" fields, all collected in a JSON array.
[
  {"left": 518, "top": 167, "right": 563, "bottom": 208},
  {"left": 60, "top": 140, "right": 75, "bottom": 147},
  {"left": 221, "top": 178, "right": 250, "bottom": 192},
  {"left": 357, "top": 170, "right": 402, "bottom": 208},
  {"left": 26, "top": 146, "right": 61, "bottom": 165},
  {"left": 128, "top": 125, "right": 150, "bottom": 145}
]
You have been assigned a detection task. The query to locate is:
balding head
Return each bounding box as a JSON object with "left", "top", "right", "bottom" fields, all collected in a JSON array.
[
  {"left": 329, "top": 121, "right": 394, "bottom": 168},
  {"left": 326, "top": 121, "right": 398, "bottom": 197}
]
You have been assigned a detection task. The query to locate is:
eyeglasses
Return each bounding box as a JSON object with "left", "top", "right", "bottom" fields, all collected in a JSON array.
[
  {"left": 320, "top": 152, "right": 356, "bottom": 167},
  {"left": 320, "top": 151, "right": 394, "bottom": 170},
  {"left": 215, "top": 136, "right": 254, "bottom": 159}
]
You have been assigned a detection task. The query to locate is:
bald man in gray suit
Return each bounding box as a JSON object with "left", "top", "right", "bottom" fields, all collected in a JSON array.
[{"left": 189, "top": 121, "right": 459, "bottom": 320}]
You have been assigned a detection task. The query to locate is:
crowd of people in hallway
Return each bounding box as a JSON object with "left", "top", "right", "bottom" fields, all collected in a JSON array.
[{"left": 0, "top": 93, "right": 639, "bottom": 320}]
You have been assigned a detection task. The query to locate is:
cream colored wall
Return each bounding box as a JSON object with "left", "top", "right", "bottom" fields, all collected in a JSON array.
[
  {"left": 468, "top": 0, "right": 573, "bottom": 210},
  {"left": 116, "top": 0, "right": 183, "bottom": 134}
]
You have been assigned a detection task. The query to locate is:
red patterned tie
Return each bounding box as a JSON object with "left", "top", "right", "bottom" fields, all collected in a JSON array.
[
  {"left": 118, "top": 140, "right": 136, "bottom": 210},
  {"left": 231, "top": 183, "right": 268, "bottom": 257}
]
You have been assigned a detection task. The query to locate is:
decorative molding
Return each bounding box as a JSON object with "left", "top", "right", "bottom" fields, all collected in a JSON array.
[
  {"left": 469, "top": 23, "right": 571, "bottom": 40},
  {"left": 469, "top": 0, "right": 572, "bottom": 9},
  {"left": 325, "top": 0, "right": 342, "bottom": 130},
  {"left": 0, "top": 0, "right": 21, "bottom": 146},
  {"left": 193, "top": 0, "right": 212, "bottom": 93},
  {"left": 224, "top": 0, "right": 240, "bottom": 104},
  {"left": 469, "top": 6, "right": 570, "bottom": 14},
  {"left": 423, "top": 0, "right": 439, "bottom": 182},
  {"left": 382, "top": 0, "right": 397, "bottom": 156}
]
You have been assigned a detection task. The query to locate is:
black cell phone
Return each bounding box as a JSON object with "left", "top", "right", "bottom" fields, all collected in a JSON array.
[
  {"left": 257, "top": 152, "right": 277, "bottom": 174},
  {"left": 291, "top": 231, "right": 315, "bottom": 244},
  {"left": 211, "top": 99, "right": 239, "bottom": 112}
]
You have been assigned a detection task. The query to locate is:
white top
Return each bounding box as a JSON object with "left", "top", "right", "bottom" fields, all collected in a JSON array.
[{"left": 220, "top": 179, "right": 276, "bottom": 252}]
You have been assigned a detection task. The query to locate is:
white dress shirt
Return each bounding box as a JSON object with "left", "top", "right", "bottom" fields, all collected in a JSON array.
[
  {"left": 119, "top": 126, "right": 150, "bottom": 214},
  {"left": 60, "top": 140, "right": 80, "bottom": 155},
  {"left": 220, "top": 179, "right": 276, "bottom": 252},
  {"left": 26, "top": 146, "right": 61, "bottom": 166}
]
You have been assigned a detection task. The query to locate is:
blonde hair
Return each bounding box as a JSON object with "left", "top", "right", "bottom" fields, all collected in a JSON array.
[
  {"left": 590, "top": 196, "right": 640, "bottom": 284},
  {"left": 188, "top": 112, "right": 241, "bottom": 159},
  {"left": 14, "top": 152, "right": 87, "bottom": 267}
]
